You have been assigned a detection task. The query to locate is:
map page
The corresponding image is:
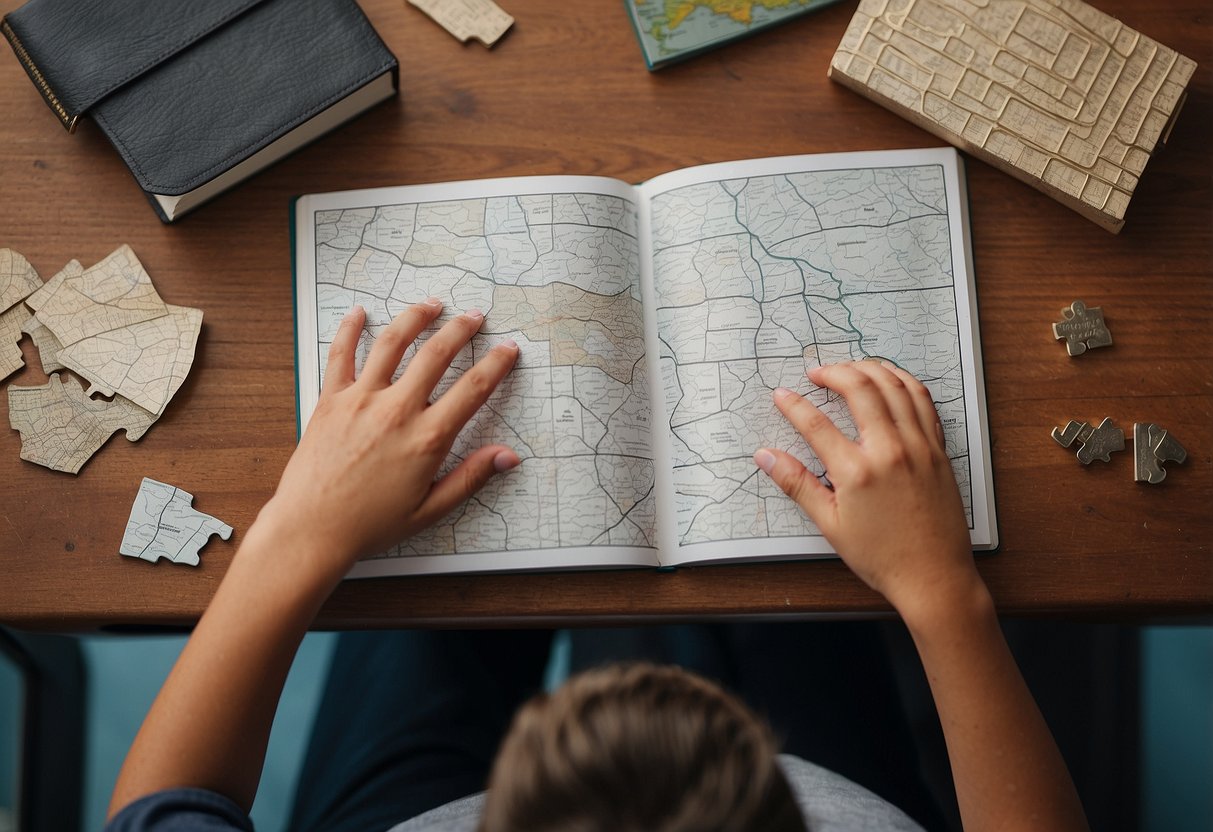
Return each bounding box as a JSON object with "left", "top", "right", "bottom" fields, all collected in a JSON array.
[
  {"left": 636, "top": 148, "right": 996, "bottom": 565},
  {"left": 294, "top": 177, "right": 660, "bottom": 577},
  {"left": 625, "top": 0, "right": 843, "bottom": 69}
]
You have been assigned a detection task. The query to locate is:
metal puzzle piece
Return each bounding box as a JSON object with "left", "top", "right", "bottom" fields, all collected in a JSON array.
[
  {"left": 1052, "top": 300, "right": 1112, "bottom": 357},
  {"left": 1051, "top": 418, "right": 1124, "bottom": 464},
  {"left": 1134, "top": 423, "right": 1188, "bottom": 483}
]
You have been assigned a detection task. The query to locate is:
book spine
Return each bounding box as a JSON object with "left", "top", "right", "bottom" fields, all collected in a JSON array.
[{"left": 0, "top": 17, "right": 77, "bottom": 132}]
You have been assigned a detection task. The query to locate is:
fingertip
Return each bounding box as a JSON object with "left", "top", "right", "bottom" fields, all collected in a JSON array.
[
  {"left": 754, "top": 448, "right": 776, "bottom": 474},
  {"left": 493, "top": 448, "right": 521, "bottom": 473}
]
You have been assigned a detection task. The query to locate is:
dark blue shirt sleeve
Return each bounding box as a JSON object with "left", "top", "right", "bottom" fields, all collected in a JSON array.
[{"left": 105, "top": 788, "right": 255, "bottom": 832}]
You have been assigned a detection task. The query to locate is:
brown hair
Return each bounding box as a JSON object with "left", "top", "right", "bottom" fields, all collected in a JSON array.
[{"left": 479, "top": 663, "right": 807, "bottom": 832}]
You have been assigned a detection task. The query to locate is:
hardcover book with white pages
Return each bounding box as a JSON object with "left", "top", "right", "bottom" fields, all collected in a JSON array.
[{"left": 292, "top": 147, "right": 997, "bottom": 578}]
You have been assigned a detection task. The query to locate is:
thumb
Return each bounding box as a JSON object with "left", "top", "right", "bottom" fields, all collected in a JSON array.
[{"left": 754, "top": 448, "right": 836, "bottom": 532}]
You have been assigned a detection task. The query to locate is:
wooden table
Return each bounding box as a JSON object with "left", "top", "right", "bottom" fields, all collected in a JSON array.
[{"left": 0, "top": 0, "right": 1209, "bottom": 631}]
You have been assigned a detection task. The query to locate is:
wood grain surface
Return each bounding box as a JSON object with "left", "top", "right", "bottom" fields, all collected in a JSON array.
[{"left": 0, "top": 0, "right": 1208, "bottom": 630}]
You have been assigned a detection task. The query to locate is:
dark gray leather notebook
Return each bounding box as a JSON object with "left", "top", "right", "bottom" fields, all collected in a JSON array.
[{"left": 2, "top": 0, "right": 398, "bottom": 221}]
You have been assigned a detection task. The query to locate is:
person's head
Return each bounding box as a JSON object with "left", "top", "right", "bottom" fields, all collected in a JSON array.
[{"left": 479, "top": 662, "right": 807, "bottom": 832}]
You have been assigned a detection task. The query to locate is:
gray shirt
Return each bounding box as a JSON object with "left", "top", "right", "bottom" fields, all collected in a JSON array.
[{"left": 389, "top": 754, "right": 925, "bottom": 832}]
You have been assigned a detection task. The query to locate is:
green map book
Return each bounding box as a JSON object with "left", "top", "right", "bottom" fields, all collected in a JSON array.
[
  {"left": 625, "top": 0, "right": 844, "bottom": 69},
  {"left": 293, "top": 147, "right": 997, "bottom": 578}
]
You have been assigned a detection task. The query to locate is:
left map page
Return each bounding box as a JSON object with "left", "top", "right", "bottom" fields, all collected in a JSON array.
[{"left": 294, "top": 177, "right": 660, "bottom": 576}]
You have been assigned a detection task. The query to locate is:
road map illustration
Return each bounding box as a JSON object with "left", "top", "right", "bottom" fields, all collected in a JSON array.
[
  {"left": 648, "top": 164, "right": 973, "bottom": 547},
  {"left": 311, "top": 193, "right": 657, "bottom": 559}
]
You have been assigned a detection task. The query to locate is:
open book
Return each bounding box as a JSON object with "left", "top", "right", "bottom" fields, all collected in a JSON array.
[{"left": 293, "top": 147, "right": 997, "bottom": 578}]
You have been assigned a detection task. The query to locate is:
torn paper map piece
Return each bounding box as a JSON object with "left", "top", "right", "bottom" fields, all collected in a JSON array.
[
  {"left": 19, "top": 314, "right": 65, "bottom": 373},
  {"left": 120, "top": 478, "right": 233, "bottom": 566},
  {"left": 5, "top": 245, "right": 204, "bottom": 473},
  {"left": 55, "top": 304, "right": 202, "bottom": 415},
  {"left": 408, "top": 0, "right": 513, "bottom": 46},
  {"left": 0, "top": 248, "right": 43, "bottom": 379},
  {"left": 25, "top": 245, "right": 167, "bottom": 344},
  {"left": 8, "top": 374, "right": 156, "bottom": 474}
]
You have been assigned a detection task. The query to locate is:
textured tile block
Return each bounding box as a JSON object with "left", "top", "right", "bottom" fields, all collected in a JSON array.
[{"left": 829, "top": 0, "right": 1197, "bottom": 232}]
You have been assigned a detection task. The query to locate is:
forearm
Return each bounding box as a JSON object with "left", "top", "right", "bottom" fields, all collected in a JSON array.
[
  {"left": 901, "top": 579, "right": 1088, "bottom": 832},
  {"left": 108, "top": 513, "right": 341, "bottom": 818}
]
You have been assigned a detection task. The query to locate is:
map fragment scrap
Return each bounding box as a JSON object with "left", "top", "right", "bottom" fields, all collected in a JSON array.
[
  {"left": 0, "top": 248, "right": 42, "bottom": 311},
  {"left": 8, "top": 374, "right": 156, "bottom": 474},
  {"left": 0, "top": 303, "right": 28, "bottom": 380},
  {"left": 25, "top": 245, "right": 168, "bottom": 345},
  {"left": 56, "top": 304, "right": 202, "bottom": 415},
  {"left": 4, "top": 245, "right": 203, "bottom": 473},
  {"left": 0, "top": 248, "right": 43, "bottom": 379},
  {"left": 120, "top": 477, "right": 233, "bottom": 566}
]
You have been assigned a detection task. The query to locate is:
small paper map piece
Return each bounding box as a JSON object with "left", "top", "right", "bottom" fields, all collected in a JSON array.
[
  {"left": 0, "top": 248, "right": 44, "bottom": 379},
  {"left": 0, "top": 248, "right": 42, "bottom": 312},
  {"left": 8, "top": 374, "right": 156, "bottom": 474},
  {"left": 408, "top": 0, "right": 513, "bottom": 46},
  {"left": 25, "top": 245, "right": 167, "bottom": 346},
  {"left": 120, "top": 478, "right": 233, "bottom": 566},
  {"left": 20, "top": 314, "right": 66, "bottom": 373},
  {"left": 1052, "top": 300, "right": 1112, "bottom": 356},
  {"left": 25, "top": 259, "right": 83, "bottom": 311},
  {"left": 55, "top": 304, "right": 203, "bottom": 416},
  {"left": 0, "top": 303, "right": 29, "bottom": 380}
]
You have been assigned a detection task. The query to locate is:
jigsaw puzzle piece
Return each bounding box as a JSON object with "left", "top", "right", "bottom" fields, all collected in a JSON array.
[
  {"left": 1134, "top": 423, "right": 1187, "bottom": 483},
  {"left": 1052, "top": 300, "right": 1112, "bottom": 357},
  {"left": 1074, "top": 417, "right": 1124, "bottom": 464}
]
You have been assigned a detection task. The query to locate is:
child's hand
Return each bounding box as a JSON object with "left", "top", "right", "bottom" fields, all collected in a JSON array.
[
  {"left": 754, "top": 361, "right": 979, "bottom": 616},
  {"left": 257, "top": 300, "right": 520, "bottom": 580}
]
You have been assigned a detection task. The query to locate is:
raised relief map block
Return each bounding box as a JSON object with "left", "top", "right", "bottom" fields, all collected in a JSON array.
[{"left": 829, "top": 0, "right": 1197, "bottom": 232}]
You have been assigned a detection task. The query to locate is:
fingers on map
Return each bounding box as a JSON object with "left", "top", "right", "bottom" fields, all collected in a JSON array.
[
  {"left": 120, "top": 477, "right": 232, "bottom": 567},
  {"left": 2, "top": 246, "right": 203, "bottom": 473}
]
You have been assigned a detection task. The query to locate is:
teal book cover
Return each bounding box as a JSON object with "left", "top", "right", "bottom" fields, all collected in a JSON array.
[{"left": 624, "top": 0, "right": 843, "bottom": 69}]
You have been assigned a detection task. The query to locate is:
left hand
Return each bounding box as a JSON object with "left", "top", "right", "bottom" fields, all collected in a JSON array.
[{"left": 257, "top": 299, "right": 521, "bottom": 579}]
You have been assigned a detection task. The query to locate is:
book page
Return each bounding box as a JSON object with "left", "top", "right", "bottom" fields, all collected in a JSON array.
[
  {"left": 637, "top": 149, "right": 996, "bottom": 566},
  {"left": 294, "top": 176, "right": 660, "bottom": 576}
]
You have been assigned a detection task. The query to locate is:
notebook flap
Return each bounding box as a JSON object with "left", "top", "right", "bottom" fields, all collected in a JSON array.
[{"left": 2, "top": 0, "right": 267, "bottom": 130}]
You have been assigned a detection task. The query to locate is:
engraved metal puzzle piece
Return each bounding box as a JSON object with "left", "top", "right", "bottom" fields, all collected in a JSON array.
[{"left": 1053, "top": 301, "right": 1112, "bottom": 357}]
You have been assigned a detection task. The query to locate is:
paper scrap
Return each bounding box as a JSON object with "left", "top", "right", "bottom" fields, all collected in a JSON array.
[
  {"left": 6, "top": 245, "right": 204, "bottom": 473},
  {"left": 55, "top": 304, "right": 202, "bottom": 416},
  {"left": 0, "top": 304, "right": 28, "bottom": 380},
  {"left": 19, "top": 314, "right": 66, "bottom": 373},
  {"left": 25, "top": 245, "right": 167, "bottom": 346},
  {"left": 0, "top": 248, "right": 42, "bottom": 311},
  {"left": 408, "top": 0, "right": 513, "bottom": 46},
  {"left": 120, "top": 477, "right": 232, "bottom": 566},
  {"left": 8, "top": 374, "right": 156, "bottom": 474},
  {"left": 0, "top": 248, "right": 44, "bottom": 379}
]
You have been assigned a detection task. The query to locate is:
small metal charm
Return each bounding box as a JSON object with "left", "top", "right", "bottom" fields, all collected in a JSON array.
[
  {"left": 1052, "top": 300, "right": 1112, "bottom": 356},
  {"left": 1051, "top": 418, "right": 1125, "bottom": 464},
  {"left": 1133, "top": 423, "right": 1188, "bottom": 484}
]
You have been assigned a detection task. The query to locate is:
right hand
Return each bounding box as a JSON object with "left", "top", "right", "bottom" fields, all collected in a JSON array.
[{"left": 753, "top": 360, "right": 980, "bottom": 616}]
